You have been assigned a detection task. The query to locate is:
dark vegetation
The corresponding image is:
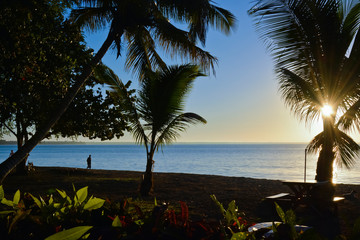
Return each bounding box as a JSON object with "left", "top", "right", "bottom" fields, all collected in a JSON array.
[{"left": 1, "top": 167, "right": 360, "bottom": 239}]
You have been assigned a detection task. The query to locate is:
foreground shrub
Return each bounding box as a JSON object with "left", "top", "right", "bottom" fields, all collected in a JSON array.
[
  {"left": 0, "top": 186, "right": 225, "bottom": 239},
  {"left": 0, "top": 186, "right": 359, "bottom": 239}
]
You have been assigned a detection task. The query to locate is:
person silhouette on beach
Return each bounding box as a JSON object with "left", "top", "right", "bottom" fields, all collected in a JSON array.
[
  {"left": 9, "top": 150, "right": 14, "bottom": 157},
  {"left": 87, "top": 155, "right": 92, "bottom": 169}
]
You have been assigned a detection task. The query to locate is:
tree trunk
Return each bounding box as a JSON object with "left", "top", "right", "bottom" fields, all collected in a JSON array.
[
  {"left": 140, "top": 152, "right": 154, "bottom": 196},
  {"left": 0, "top": 30, "right": 117, "bottom": 184},
  {"left": 15, "top": 134, "right": 27, "bottom": 175},
  {"left": 315, "top": 116, "right": 336, "bottom": 182},
  {"left": 315, "top": 145, "right": 335, "bottom": 181}
]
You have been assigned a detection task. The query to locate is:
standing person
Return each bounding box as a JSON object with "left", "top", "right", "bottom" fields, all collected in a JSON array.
[
  {"left": 9, "top": 150, "right": 14, "bottom": 157},
  {"left": 86, "top": 154, "right": 91, "bottom": 169}
]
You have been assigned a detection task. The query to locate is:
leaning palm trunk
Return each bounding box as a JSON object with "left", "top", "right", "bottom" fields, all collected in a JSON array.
[{"left": 0, "top": 29, "right": 119, "bottom": 183}]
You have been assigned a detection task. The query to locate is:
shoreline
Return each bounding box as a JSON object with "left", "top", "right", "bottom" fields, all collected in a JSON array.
[{"left": 3, "top": 167, "right": 360, "bottom": 224}]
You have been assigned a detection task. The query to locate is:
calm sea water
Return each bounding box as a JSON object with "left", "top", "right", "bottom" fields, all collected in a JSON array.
[{"left": 0, "top": 143, "right": 359, "bottom": 184}]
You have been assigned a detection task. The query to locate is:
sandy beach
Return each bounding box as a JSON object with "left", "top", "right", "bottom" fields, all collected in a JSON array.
[{"left": 2, "top": 166, "right": 360, "bottom": 236}]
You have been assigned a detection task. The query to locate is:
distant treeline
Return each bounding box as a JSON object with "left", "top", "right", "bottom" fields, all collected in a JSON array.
[{"left": 0, "top": 140, "right": 85, "bottom": 145}]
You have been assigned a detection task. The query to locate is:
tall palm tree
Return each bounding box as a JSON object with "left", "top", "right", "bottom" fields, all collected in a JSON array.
[
  {"left": 249, "top": 0, "right": 360, "bottom": 182},
  {"left": 0, "top": 0, "right": 235, "bottom": 183},
  {"left": 104, "top": 64, "right": 206, "bottom": 196}
]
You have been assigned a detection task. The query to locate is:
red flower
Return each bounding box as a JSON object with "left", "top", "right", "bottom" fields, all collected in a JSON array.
[{"left": 55, "top": 225, "right": 62, "bottom": 233}]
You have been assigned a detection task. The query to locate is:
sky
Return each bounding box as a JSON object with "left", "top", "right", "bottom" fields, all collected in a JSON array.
[
  {"left": 2, "top": 0, "right": 341, "bottom": 143},
  {"left": 82, "top": 0, "right": 328, "bottom": 143}
]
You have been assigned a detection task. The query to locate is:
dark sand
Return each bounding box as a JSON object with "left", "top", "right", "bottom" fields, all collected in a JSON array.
[{"left": 2, "top": 167, "right": 360, "bottom": 234}]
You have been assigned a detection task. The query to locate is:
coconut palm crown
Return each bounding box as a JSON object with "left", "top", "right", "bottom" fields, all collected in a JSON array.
[
  {"left": 249, "top": 0, "right": 360, "bottom": 181},
  {"left": 71, "top": 0, "right": 236, "bottom": 75},
  {"left": 105, "top": 64, "right": 207, "bottom": 196}
]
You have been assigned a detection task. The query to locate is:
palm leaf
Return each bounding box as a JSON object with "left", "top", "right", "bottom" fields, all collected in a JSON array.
[
  {"left": 137, "top": 64, "right": 205, "bottom": 132},
  {"left": 99, "top": 67, "right": 149, "bottom": 147},
  {"left": 156, "top": 0, "right": 235, "bottom": 42},
  {"left": 70, "top": 5, "right": 112, "bottom": 31},
  {"left": 151, "top": 14, "right": 218, "bottom": 73},
  {"left": 155, "top": 112, "right": 206, "bottom": 150},
  {"left": 337, "top": 97, "right": 360, "bottom": 131},
  {"left": 124, "top": 27, "right": 167, "bottom": 77},
  {"left": 307, "top": 128, "right": 360, "bottom": 169},
  {"left": 279, "top": 68, "right": 322, "bottom": 124},
  {"left": 333, "top": 130, "right": 360, "bottom": 169}
]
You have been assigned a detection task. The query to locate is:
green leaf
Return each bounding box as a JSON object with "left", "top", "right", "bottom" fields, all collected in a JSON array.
[
  {"left": 40, "top": 196, "right": 46, "bottom": 205},
  {"left": 154, "top": 197, "right": 157, "bottom": 206},
  {"left": 83, "top": 197, "right": 105, "bottom": 211},
  {"left": 112, "top": 216, "right": 122, "bottom": 227},
  {"left": 275, "top": 202, "right": 285, "bottom": 222},
  {"left": 225, "top": 210, "right": 232, "bottom": 225},
  {"left": 56, "top": 189, "right": 67, "bottom": 199},
  {"left": 29, "top": 194, "right": 42, "bottom": 208},
  {"left": 75, "top": 187, "right": 88, "bottom": 204},
  {"left": 45, "top": 226, "right": 93, "bottom": 240},
  {"left": 81, "top": 233, "right": 90, "bottom": 239},
  {"left": 0, "top": 186, "right": 4, "bottom": 200},
  {"left": 0, "top": 210, "right": 15, "bottom": 215},
  {"left": 228, "top": 200, "right": 237, "bottom": 215},
  {"left": 285, "top": 209, "right": 296, "bottom": 226},
  {"left": 1, "top": 198, "right": 14, "bottom": 207},
  {"left": 49, "top": 195, "right": 54, "bottom": 205},
  {"left": 231, "top": 231, "right": 248, "bottom": 240},
  {"left": 210, "top": 194, "right": 226, "bottom": 216},
  {"left": 13, "top": 190, "right": 20, "bottom": 205}
]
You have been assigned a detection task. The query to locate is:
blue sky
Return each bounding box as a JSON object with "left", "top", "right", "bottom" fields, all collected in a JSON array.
[{"left": 83, "top": 0, "right": 328, "bottom": 143}]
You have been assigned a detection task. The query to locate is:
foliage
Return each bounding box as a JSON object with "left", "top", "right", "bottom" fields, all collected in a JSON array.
[
  {"left": 0, "top": 185, "right": 227, "bottom": 239},
  {"left": 0, "top": 0, "right": 133, "bottom": 148},
  {"left": 1, "top": 185, "right": 360, "bottom": 239},
  {"left": 105, "top": 64, "right": 207, "bottom": 196},
  {"left": 71, "top": 0, "right": 236, "bottom": 76},
  {"left": 0, "top": 0, "right": 235, "bottom": 183},
  {"left": 45, "top": 226, "right": 93, "bottom": 240},
  {"left": 0, "top": 185, "right": 105, "bottom": 239},
  {"left": 211, "top": 194, "right": 255, "bottom": 240},
  {"left": 249, "top": 0, "right": 360, "bottom": 181}
]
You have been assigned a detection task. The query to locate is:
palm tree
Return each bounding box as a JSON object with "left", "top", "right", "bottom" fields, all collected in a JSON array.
[
  {"left": 105, "top": 64, "right": 206, "bottom": 196},
  {"left": 0, "top": 0, "right": 235, "bottom": 183},
  {"left": 249, "top": 0, "right": 360, "bottom": 182}
]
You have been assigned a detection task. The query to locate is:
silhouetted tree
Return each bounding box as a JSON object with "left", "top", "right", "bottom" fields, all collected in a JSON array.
[
  {"left": 250, "top": 0, "right": 360, "bottom": 182},
  {"left": 105, "top": 64, "right": 206, "bottom": 196}
]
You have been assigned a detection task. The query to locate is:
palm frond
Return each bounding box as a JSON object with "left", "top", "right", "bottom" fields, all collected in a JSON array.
[
  {"left": 151, "top": 7, "right": 218, "bottom": 73},
  {"left": 70, "top": 6, "right": 112, "bottom": 31},
  {"left": 306, "top": 131, "right": 324, "bottom": 156},
  {"left": 337, "top": 96, "right": 360, "bottom": 131},
  {"left": 334, "top": 130, "right": 360, "bottom": 169},
  {"left": 156, "top": 0, "right": 235, "bottom": 43},
  {"left": 208, "top": 5, "right": 236, "bottom": 35},
  {"left": 307, "top": 128, "right": 360, "bottom": 169},
  {"left": 155, "top": 112, "right": 206, "bottom": 150},
  {"left": 137, "top": 64, "right": 205, "bottom": 131},
  {"left": 279, "top": 68, "right": 322, "bottom": 124},
  {"left": 124, "top": 27, "right": 167, "bottom": 78},
  {"left": 98, "top": 67, "right": 149, "bottom": 147}
]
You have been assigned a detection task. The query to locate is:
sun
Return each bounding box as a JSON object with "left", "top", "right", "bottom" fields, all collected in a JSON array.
[{"left": 321, "top": 104, "right": 333, "bottom": 117}]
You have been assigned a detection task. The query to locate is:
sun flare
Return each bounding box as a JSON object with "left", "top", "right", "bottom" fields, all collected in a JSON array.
[{"left": 321, "top": 104, "right": 333, "bottom": 117}]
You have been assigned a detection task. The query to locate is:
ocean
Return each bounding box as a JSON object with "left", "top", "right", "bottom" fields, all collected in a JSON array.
[{"left": 0, "top": 143, "right": 359, "bottom": 184}]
